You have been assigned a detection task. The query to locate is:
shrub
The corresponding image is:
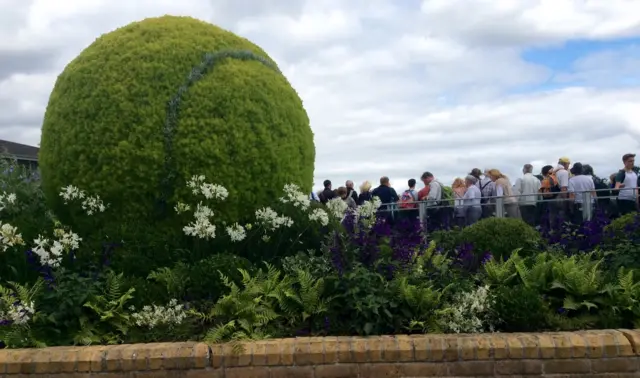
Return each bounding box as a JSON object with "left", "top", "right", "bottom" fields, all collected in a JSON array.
[
  {"left": 604, "top": 212, "right": 640, "bottom": 244},
  {"left": 39, "top": 15, "right": 315, "bottom": 229},
  {"left": 458, "top": 217, "right": 543, "bottom": 260},
  {"left": 492, "top": 285, "right": 548, "bottom": 332}
]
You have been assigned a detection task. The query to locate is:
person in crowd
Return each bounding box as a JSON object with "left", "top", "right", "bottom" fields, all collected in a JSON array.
[
  {"left": 372, "top": 176, "right": 399, "bottom": 223},
  {"left": 345, "top": 180, "right": 358, "bottom": 203},
  {"left": 513, "top": 163, "right": 541, "bottom": 226},
  {"left": 357, "top": 181, "right": 372, "bottom": 205},
  {"left": 452, "top": 177, "right": 466, "bottom": 228},
  {"left": 310, "top": 190, "right": 320, "bottom": 202},
  {"left": 398, "top": 178, "right": 419, "bottom": 220},
  {"left": 372, "top": 176, "right": 398, "bottom": 205},
  {"left": 473, "top": 168, "right": 495, "bottom": 219},
  {"left": 487, "top": 169, "right": 520, "bottom": 219},
  {"left": 463, "top": 175, "right": 482, "bottom": 226},
  {"left": 568, "top": 162, "right": 596, "bottom": 224},
  {"left": 337, "top": 186, "right": 357, "bottom": 209},
  {"left": 420, "top": 171, "right": 445, "bottom": 231},
  {"left": 582, "top": 164, "right": 613, "bottom": 217},
  {"left": 538, "top": 165, "right": 557, "bottom": 228},
  {"left": 613, "top": 153, "right": 639, "bottom": 215},
  {"left": 554, "top": 157, "right": 571, "bottom": 221},
  {"left": 319, "top": 179, "right": 335, "bottom": 204}
]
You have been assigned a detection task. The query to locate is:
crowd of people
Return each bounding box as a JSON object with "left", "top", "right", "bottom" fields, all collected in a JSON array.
[{"left": 312, "top": 154, "right": 640, "bottom": 231}]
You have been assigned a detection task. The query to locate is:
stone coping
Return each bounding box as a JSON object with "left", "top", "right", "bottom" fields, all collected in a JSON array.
[{"left": 1, "top": 329, "right": 640, "bottom": 377}]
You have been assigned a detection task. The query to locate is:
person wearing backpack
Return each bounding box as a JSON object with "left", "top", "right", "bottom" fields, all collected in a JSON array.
[
  {"left": 398, "top": 179, "right": 419, "bottom": 221},
  {"left": 613, "top": 153, "right": 638, "bottom": 215},
  {"left": 470, "top": 168, "right": 495, "bottom": 219}
]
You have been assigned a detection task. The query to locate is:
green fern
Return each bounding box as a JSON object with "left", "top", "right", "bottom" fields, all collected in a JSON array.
[
  {"left": 0, "top": 279, "right": 44, "bottom": 348},
  {"left": 81, "top": 271, "right": 135, "bottom": 344},
  {"left": 147, "top": 263, "right": 190, "bottom": 297},
  {"left": 392, "top": 276, "right": 447, "bottom": 333},
  {"left": 483, "top": 250, "right": 519, "bottom": 285}
]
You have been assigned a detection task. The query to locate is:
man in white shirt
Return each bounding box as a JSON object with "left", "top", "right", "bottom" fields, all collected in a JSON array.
[
  {"left": 614, "top": 153, "right": 638, "bottom": 215},
  {"left": 568, "top": 162, "right": 596, "bottom": 224},
  {"left": 514, "top": 164, "right": 541, "bottom": 226}
]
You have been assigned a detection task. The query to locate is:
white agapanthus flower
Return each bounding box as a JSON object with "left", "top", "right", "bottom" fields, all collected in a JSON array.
[
  {"left": 59, "top": 185, "right": 106, "bottom": 214},
  {"left": 32, "top": 229, "right": 81, "bottom": 267},
  {"left": 0, "top": 222, "right": 24, "bottom": 252},
  {"left": 255, "top": 207, "right": 293, "bottom": 231},
  {"left": 187, "top": 175, "right": 228, "bottom": 200},
  {"left": 280, "top": 183, "right": 311, "bottom": 211},
  {"left": 326, "top": 197, "right": 348, "bottom": 219},
  {"left": 225, "top": 223, "right": 247, "bottom": 242},
  {"left": 357, "top": 196, "right": 382, "bottom": 219},
  {"left": 0, "top": 192, "right": 17, "bottom": 212},
  {"left": 174, "top": 202, "right": 191, "bottom": 214},
  {"left": 308, "top": 208, "right": 329, "bottom": 226}
]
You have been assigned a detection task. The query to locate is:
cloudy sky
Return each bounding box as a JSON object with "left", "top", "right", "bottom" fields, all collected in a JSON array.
[{"left": 2, "top": 0, "right": 640, "bottom": 193}]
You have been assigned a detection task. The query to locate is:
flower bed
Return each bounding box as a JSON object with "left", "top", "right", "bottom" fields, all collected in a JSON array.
[
  {"left": 1, "top": 330, "right": 639, "bottom": 377},
  {"left": 1, "top": 160, "right": 640, "bottom": 350}
]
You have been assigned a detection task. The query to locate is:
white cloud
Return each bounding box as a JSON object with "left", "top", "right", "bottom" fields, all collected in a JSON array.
[{"left": 0, "top": 0, "right": 639, "bottom": 195}]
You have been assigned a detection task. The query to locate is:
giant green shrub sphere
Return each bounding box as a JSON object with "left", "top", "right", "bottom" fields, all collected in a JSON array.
[{"left": 39, "top": 16, "right": 315, "bottom": 224}]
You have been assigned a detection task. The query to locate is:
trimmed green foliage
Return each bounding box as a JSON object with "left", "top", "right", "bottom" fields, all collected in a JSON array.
[
  {"left": 39, "top": 15, "right": 315, "bottom": 225},
  {"left": 604, "top": 212, "right": 640, "bottom": 243},
  {"left": 459, "top": 217, "right": 543, "bottom": 260}
]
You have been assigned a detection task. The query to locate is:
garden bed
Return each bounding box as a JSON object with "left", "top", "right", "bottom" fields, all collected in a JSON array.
[{"left": 1, "top": 330, "right": 639, "bottom": 377}]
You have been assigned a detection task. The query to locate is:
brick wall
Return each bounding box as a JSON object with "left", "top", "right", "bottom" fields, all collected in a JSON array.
[{"left": 2, "top": 329, "right": 640, "bottom": 377}]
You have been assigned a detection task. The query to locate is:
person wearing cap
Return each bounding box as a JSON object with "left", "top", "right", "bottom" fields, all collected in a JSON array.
[
  {"left": 613, "top": 153, "right": 638, "bottom": 215},
  {"left": 553, "top": 157, "right": 571, "bottom": 223}
]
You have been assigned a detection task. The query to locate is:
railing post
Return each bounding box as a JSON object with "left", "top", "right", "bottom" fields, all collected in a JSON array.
[
  {"left": 419, "top": 202, "right": 427, "bottom": 231},
  {"left": 495, "top": 197, "right": 505, "bottom": 218},
  {"left": 582, "top": 192, "right": 592, "bottom": 221}
]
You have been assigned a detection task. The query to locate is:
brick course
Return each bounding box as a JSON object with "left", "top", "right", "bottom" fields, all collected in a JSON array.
[{"left": 1, "top": 329, "right": 640, "bottom": 377}]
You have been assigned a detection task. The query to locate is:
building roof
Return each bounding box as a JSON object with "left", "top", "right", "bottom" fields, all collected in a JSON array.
[{"left": 0, "top": 139, "right": 39, "bottom": 161}]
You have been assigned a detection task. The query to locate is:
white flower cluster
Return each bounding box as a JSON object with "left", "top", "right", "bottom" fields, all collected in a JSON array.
[
  {"left": 0, "top": 222, "right": 24, "bottom": 251},
  {"left": 279, "top": 184, "right": 311, "bottom": 211},
  {"left": 183, "top": 203, "right": 216, "bottom": 239},
  {"left": 441, "top": 285, "right": 495, "bottom": 334},
  {"left": 357, "top": 196, "right": 382, "bottom": 219},
  {"left": 59, "top": 185, "right": 106, "bottom": 215},
  {"left": 326, "top": 197, "right": 348, "bottom": 219},
  {"left": 308, "top": 208, "right": 329, "bottom": 226},
  {"left": 0, "top": 192, "right": 17, "bottom": 212},
  {"left": 32, "top": 228, "right": 82, "bottom": 267},
  {"left": 255, "top": 207, "right": 293, "bottom": 231},
  {"left": 0, "top": 300, "right": 35, "bottom": 325},
  {"left": 187, "top": 175, "right": 228, "bottom": 200},
  {"left": 225, "top": 223, "right": 247, "bottom": 242},
  {"left": 129, "top": 299, "right": 187, "bottom": 328},
  {"left": 174, "top": 202, "right": 191, "bottom": 214}
]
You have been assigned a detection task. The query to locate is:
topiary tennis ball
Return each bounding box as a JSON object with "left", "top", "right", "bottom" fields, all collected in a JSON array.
[{"left": 39, "top": 15, "right": 315, "bottom": 226}]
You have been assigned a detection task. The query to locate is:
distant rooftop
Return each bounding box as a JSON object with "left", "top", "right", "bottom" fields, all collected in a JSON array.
[{"left": 0, "top": 139, "right": 39, "bottom": 162}]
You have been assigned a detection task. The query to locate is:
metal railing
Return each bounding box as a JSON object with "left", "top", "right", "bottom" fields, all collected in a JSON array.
[{"left": 373, "top": 187, "right": 638, "bottom": 229}]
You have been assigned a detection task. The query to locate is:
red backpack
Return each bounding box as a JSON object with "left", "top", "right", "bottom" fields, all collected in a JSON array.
[{"left": 399, "top": 189, "right": 417, "bottom": 209}]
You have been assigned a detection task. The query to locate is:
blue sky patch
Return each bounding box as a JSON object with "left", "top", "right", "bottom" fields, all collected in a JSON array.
[{"left": 522, "top": 37, "right": 640, "bottom": 71}]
